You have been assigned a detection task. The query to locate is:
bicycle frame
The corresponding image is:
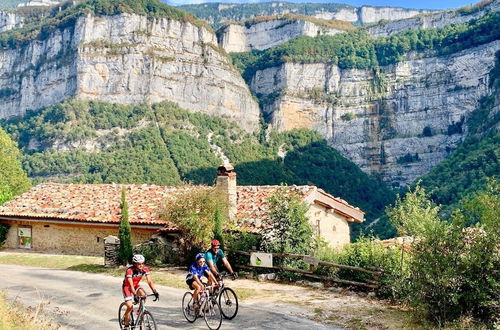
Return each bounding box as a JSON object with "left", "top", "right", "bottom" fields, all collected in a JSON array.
[{"left": 129, "top": 294, "right": 157, "bottom": 327}]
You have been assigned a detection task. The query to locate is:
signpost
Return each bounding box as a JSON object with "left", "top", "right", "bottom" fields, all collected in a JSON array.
[{"left": 250, "top": 252, "right": 273, "bottom": 268}]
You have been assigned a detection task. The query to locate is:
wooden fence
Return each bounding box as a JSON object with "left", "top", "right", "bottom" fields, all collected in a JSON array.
[{"left": 233, "top": 250, "right": 383, "bottom": 289}]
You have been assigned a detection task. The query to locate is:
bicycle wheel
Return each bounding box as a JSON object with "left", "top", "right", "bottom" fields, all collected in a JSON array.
[
  {"left": 204, "top": 300, "right": 222, "bottom": 330},
  {"left": 219, "top": 287, "right": 239, "bottom": 320},
  {"left": 118, "top": 302, "right": 134, "bottom": 329},
  {"left": 138, "top": 310, "right": 157, "bottom": 330},
  {"left": 182, "top": 291, "right": 197, "bottom": 323}
]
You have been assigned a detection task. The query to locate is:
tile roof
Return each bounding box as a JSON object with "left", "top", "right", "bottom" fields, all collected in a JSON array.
[
  {"left": 235, "top": 185, "right": 316, "bottom": 232},
  {"left": 0, "top": 183, "right": 209, "bottom": 229},
  {"left": 235, "top": 185, "right": 364, "bottom": 232},
  {"left": 0, "top": 183, "right": 364, "bottom": 232}
]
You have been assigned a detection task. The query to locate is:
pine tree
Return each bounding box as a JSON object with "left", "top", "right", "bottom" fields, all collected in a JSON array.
[{"left": 118, "top": 187, "right": 133, "bottom": 265}]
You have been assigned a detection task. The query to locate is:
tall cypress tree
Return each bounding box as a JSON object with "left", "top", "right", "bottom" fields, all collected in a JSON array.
[{"left": 118, "top": 187, "right": 133, "bottom": 265}]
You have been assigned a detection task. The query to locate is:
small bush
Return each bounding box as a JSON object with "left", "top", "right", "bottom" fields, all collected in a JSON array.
[
  {"left": 422, "top": 126, "right": 433, "bottom": 137},
  {"left": 0, "top": 224, "right": 10, "bottom": 246},
  {"left": 340, "top": 113, "right": 356, "bottom": 121},
  {"left": 315, "top": 237, "right": 405, "bottom": 298}
]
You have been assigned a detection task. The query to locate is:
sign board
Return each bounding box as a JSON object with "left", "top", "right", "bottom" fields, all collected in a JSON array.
[
  {"left": 250, "top": 252, "right": 273, "bottom": 268},
  {"left": 18, "top": 227, "right": 32, "bottom": 249},
  {"left": 303, "top": 256, "right": 319, "bottom": 266}
]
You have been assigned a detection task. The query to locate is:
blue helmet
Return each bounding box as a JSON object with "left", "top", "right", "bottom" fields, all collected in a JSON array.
[{"left": 196, "top": 253, "right": 205, "bottom": 260}]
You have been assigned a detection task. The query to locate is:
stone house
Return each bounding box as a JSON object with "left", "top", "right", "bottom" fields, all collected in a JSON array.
[{"left": 0, "top": 166, "right": 364, "bottom": 255}]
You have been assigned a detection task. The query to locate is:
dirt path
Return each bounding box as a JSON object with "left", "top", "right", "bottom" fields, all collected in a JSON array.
[{"left": 157, "top": 268, "right": 411, "bottom": 330}]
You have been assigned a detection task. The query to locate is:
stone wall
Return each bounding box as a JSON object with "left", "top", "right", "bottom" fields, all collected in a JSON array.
[
  {"left": 307, "top": 203, "right": 350, "bottom": 249},
  {"left": 2, "top": 221, "right": 155, "bottom": 256}
]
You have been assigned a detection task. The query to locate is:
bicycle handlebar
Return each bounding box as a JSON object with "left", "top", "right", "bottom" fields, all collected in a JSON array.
[{"left": 137, "top": 293, "right": 159, "bottom": 302}]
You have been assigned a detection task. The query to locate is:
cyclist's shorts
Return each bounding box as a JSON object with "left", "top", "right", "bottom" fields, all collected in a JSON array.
[
  {"left": 122, "top": 285, "right": 142, "bottom": 302},
  {"left": 186, "top": 278, "right": 195, "bottom": 290}
]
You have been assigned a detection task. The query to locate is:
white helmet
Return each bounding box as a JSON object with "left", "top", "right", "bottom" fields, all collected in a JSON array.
[{"left": 132, "top": 254, "right": 145, "bottom": 264}]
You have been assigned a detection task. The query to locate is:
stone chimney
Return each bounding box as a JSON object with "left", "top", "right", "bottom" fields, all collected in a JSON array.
[{"left": 215, "top": 165, "right": 237, "bottom": 221}]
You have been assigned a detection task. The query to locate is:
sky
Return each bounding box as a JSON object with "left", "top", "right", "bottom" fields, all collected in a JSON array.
[{"left": 165, "top": 0, "right": 479, "bottom": 10}]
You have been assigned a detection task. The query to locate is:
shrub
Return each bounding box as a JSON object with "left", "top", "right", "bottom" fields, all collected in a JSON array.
[
  {"left": 315, "top": 237, "right": 406, "bottom": 298},
  {"left": 387, "top": 183, "right": 500, "bottom": 326},
  {"left": 0, "top": 224, "right": 10, "bottom": 246},
  {"left": 422, "top": 126, "right": 433, "bottom": 137},
  {"left": 159, "top": 187, "right": 227, "bottom": 256}
]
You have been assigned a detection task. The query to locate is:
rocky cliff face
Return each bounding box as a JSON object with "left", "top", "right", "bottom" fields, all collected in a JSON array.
[
  {"left": 182, "top": 2, "right": 429, "bottom": 27},
  {"left": 0, "top": 11, "right": 23, "bottom": 32},
  {"left": 0, "top": 13, "right": 260, "bottom": 131},
  {"left": 250, "top": 41, "right": 500, "bottom": 186},
  {"left": 218, "top": 18, "right": 345, "bottom": 53},
  {"left": 314, "top": 6, "right": 428, "bottom": 24},
  {"left": 366, "top": 0, "right": 500, "bottom": 37}
]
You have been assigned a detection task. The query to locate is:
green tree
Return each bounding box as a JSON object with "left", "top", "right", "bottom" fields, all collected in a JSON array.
[
  {"left": 159, "top": 188, "right": 227, "bottom": 256},
  {"left": 387, "top": 184, "right": 500, "bottom": 326},
  {"left": 386, "top": 184, "right": 441, "bottom": 237},
  {"left": 212, "top": 208, "right": 225, "bottom": 251},
  {"left": 0, "top": 128, "right": 31, "bottom": 205},
  {"left": 118, "top": 188, "right": 133, "bottom": 265},
  {"left": 261, "top": 188, "right": 313, "bottom": 255}
]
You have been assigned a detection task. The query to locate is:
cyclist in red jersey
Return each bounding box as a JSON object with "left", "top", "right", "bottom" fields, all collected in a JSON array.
[{"left": 122, "top": 254, "right": 159, "bottom": 327}]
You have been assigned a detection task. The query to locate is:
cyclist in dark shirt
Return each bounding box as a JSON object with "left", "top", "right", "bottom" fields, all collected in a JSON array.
[
  {"left": 186, "top": 253, "right": 217, "bottom": 309},
  {"left": 122, "top": 254, "right": 159, "bottom": 327}
]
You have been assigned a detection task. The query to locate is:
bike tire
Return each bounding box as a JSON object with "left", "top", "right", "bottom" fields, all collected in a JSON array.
[
  {"left": 138, "top": 310, "right": 157, "bottom": 330},
  {"left": 204, "top": 300, "right": 222, "bottom": 330},
  {"left": 182, "top": 291, "right": 197, "bottom": 323},
  {"left": 219, "top": 287, "right": 239, "bottom": 320},
  {"left": 118, "top": 302, "right": 134, "bottom": 329}
]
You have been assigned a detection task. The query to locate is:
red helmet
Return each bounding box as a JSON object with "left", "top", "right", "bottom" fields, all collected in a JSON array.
[{"left": 211, "top": 239, "right": 220, "bottom": 247}]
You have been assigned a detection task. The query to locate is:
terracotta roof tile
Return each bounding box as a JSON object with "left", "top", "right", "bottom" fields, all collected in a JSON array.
[
  {"left": 0, "top": 183, "right": 209, "bottom": 228},
  {"left": 0, "top": 183, "right": 363, "bottom": 232}
]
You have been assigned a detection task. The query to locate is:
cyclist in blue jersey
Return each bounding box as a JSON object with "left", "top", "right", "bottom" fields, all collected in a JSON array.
[
  {"left": 205, "top": 239, "right": 237, "bottom": 282},
  {"left": 186, "top": 253, "right": 217, "bottom": 309}
]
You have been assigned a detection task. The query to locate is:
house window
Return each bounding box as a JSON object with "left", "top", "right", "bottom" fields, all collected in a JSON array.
[
  {"left": 316, "top": 219, "right": 321, "bottom": 236},
  {"left": 18, "top": 226, "right": 32, "bottom": 249},
  {"left": 332, "top": 225, "right": 336, "bottom": 232}
]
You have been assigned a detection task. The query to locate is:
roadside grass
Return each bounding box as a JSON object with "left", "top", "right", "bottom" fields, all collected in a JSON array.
[
  {"left": 0, "top": 253, "right": 101, "bottom": 269},
  {"left": 0, "top": 292, "right": 58, "bottom": 330},
  {"left": 0, "top": 252, "right": 257, "bottom": 299}
]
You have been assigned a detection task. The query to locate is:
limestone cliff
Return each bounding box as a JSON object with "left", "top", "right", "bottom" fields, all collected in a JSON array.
[
  {"left": 0, "top": 11, "right": 23, "bottom": 32},
  {"left": 366, "top": 0, "right": 500, "bottom": 37},
  {"left": 250, "top": 41, "right": 500, "bottom": 187},
  {"left": 218, "top": 17, "right": 349, "bottom": 53},
  {"left": 0, "top": 12, "right": 260, "bottom": 132},
  {"left": 181, "top": 2, "right": 430, "bottom": 27}
]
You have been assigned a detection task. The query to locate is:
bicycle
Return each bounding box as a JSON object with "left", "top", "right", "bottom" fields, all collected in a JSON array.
[
  {"left": 182, "top": 283, "right": 222, "bottom": 330},
  {"left": 212, "top": 271, "right": 239, "bottom": 320},
  {"left": 118, "top": 293, "right": 158, "bottom": 330}
]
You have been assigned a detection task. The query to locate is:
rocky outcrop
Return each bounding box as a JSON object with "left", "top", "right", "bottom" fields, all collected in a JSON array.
[
  {"left": 366, "top": 0, "right": 500, "bottom": 37},
  {"left": 17, "top": 0, "right": 62, "bottom": 7},
  {"left": 250, "top": 41, "right": 500, "bottom": 186},
  {"left": 182, "top": 2, "right": 430, "bottom": 26},
  {"left": 0, "top": 11, "right": 23, "bottom": 32},
  {"left": 218, "top": 18, "right": 346, "bottom": 53},
  {"left": 0, "top": 13, "right": 260, "bottom": 132},
  {"left": 315, "top": 6, "right": 428, "bottom": 24}
]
